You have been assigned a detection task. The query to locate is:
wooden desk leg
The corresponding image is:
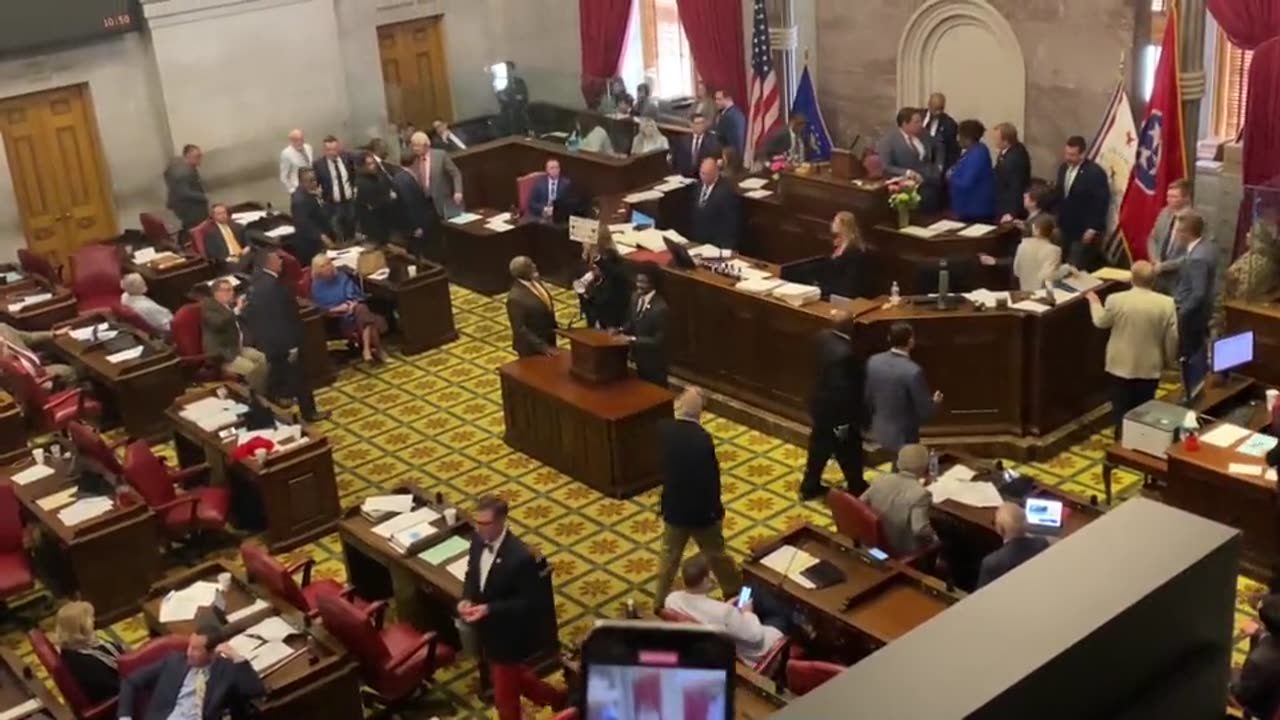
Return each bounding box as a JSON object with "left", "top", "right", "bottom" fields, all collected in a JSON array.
[{"left": 1101, "top": 462, "right": 1113, "bottom": 506}]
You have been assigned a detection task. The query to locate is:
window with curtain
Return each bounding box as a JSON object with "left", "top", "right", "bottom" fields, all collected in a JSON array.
[
  {"left": 633, "top": 0, "right": 696, "bottom": 98},
  {"left": 1213, "top": 32, "right": 1253, "bottom": 140}
]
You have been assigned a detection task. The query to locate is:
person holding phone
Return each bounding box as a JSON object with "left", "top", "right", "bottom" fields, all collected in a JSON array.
[{"left": 663, "top": 556, "right": 791, "bottom": 664}]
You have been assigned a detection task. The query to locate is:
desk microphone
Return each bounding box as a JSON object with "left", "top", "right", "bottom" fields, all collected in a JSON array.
[
  {"left": 774, "top": 544, "right": 805, "bottom": 598},
  {"left": 847, "top": 134, "right": 862, "bottom": 153}
]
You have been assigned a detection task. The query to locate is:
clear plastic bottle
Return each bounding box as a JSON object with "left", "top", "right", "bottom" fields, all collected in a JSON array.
[
  {"left": 889, "top": 281, "right": 901, "bottom": 306},
  {"left": 928, "top": 450, "right": 940, "bottom": 478}
]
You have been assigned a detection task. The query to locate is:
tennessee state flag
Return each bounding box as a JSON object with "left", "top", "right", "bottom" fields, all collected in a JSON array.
[{"left": 1117, "top": 0, "right": 1186, "bottom": 261}]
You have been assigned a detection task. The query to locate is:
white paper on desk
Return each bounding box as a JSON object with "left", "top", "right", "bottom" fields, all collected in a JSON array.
[
  {"left": 248, "top": 641, "right": 299, "bottom": 675},
  {"left": 1229, "top": 463, "right": 1267, "bottom": 477},
  {"left": 608, "top": 223, "right": 635, "bottom": 234},
  {"left": 724, "top": 259, "right": 772, "bottom": 281},
  {"left": 231, "top": 211, "right": 267, "bottom": 224},
  {"left": 1061, "top": 272, "right": 1103, "bottom": 293},
  {"left": 244, "top": 616, "right": 300, "bottom": 643},
  {"left": 622, "top": 190, "right": 665, "bottom": 203},
  {"left": 1268, "top": 469, "right": 1278, "bottom": 483},
  {"left": 371, "top": 506, "right": 440, "bottom": 538},
  {"left": 900, "top": 225, "right": 941, "bottom": 238},
  {"left": 363, "top": 494, "right": 415, "bottom": 515},
  {"left": 6, "top": 293, "right": 52, "bottom": 312},
  {"left": 736, "top": 278, "right": 785, "bottom": 295},
  {"left": 226, "top": 633, "right": 264, "bottom": 659},
  {"left": 447, "top": 212, "right": 484, "bottom": 225},
  {"left": 133, "top": 247, "right": 158, "bottom": 263},
  {"left": 68, "top": 323, "right": 111, "bottom": 341},
  {"left": 626, "top": 228, "right": 669, "bottom": 253},
  {"left": 963, "top": 289, "right": 1012, "bottom": 309},
  {"left": 0, "top": 698, "right": 43, "bottom": 720},
  {"left": 484, "top": 221, "right": 516, "bottom": 233},
  {"left": 759, "top": 545, "right": 819, "bottom": 576},
  {"left": 35, "top": 488, "right": 77, "bottom": 511},
  {"left": 1, "top": 271, "right": 21, "bottom": 284},
  {"left": 56, "top": 496, "right": 113, "bottom": 526},
  {"left": 958, "top": 223, "right": 997, "bottom": 237},
  {"left": 226, "top": 598, "right": 271, "bottom": 624},
  {"left": 738, "top": 177, "right": 769, "bottom": 190},
  {"left": 928, "top": 219, "right": 967, "bottom": 232},
  {"left": 661, "top": 229, "right": 690, "bottom": 245},
  {"left": 744, "top": 189, "right": 774, "bottom": 199},
  {"left": 615, "top": 244, "right": 638, "bottom": 256},
  {"left": 158, "top": 583, "right": 216, "bottom": 624},
  {"left": 445, "top": 554, "right": 470, "bottom": 582},
  {"left": 1010, "top": 299, "right": 1051, "bottom": 315},
  {"left": 663, "top": 174, "right": 688, "bottom": 183},
  {"left": 937, "top": 464, "right": 976, "bottom": 484},
  {"left": 488, "top": 211, "right": 512, "bottom": 224},
  {"left": 688, "top": 245, "right": 731, "bottom": 260},
  {"left": 654, "top": 180, "right": 690, "bottom": 193},
  {"left": 1200, "top": 423, "right": 1251, "bottom": 448},
  {"left": 264, "top": 225, "right": 294, "bottom": 238},
  {"left": 105, "top": 345, "right": 145, "bottom": 364},
  {"left": 1032, "top": 287, "right": 1079, "bottom": 304},
  {"left": 10, "top": 464, "right": 54, "bottom": 486},
  {"left": 931, "top": 479, "right": 1003, "bottom": 508}
]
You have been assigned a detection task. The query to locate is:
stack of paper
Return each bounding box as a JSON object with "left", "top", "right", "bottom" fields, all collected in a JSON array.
[
  {"left": 963, "top": 289, "right": 1012, "bottom": 309},
  {"left": 1230, "top": 463, "right": 1267, "bottom": 477},
  {"left": 226, "top": 598, "right": 271, "bottom": 623},
  {"left": 928, "top": 219, "right": 967, "bottom": 233},
  {"left": 231, "top": 210, "right": 268, "bottom": 224},
  {"left": 1032, "top": 287, "right": 1079, "bottom": 304},
  {"left": 937, "top": 464, "right": 977, "bottom": 483},
  {"left": 371, "top": 506, "right": 440, "bottom": 539},
  {"left": 1092, "top": 267, "right": 1132, "bottom": 283},
  {"left": 327, "top": 248, "right": 363, "bottom": 271},
  {"left": 247, "top": 641, "right": 299, "bottom": 675},
  {"left": 243, "top": 616, "right": 300, "bottom": 642},
  {"left": 928, "top": 479, "right": 1003, "bottom": 508},
  {"left": 622, "top": 190, "right": 664, "bottom": 204},
  {"left": 264, "top": 225, "right": 294, "bottom": 238},
  {"left": 231, "top": 617, "right": 304, "bottom": 675},
  {"left": 0, "top": 698, "right": 43, "bottom": 720},
  {"left": 661, "top": 229, "right": 690, "bottom": 245},
  {"left": 958, "top": 223, "right": 997, "bottom": 237},
  {"left": 6, "top": 293, "right": 53, "bottom": 313},
  {"left": 736, "top": 278, "right": 785, "bottom": 295},
  {"left": 106, "top": 345, "right": 145, "bottom": 364},
  {"left": 1238, "top": 433, "right": 1279, "bottom": 457},
  {"left": 391, "top": 519, "right": 441, "bottom": 554},
  {"left": 484, "top": 211, "right": 516, "bottom": 233},
  {"left": 362, "top": 494, "right": 415, "bottom": 520},
  {"left": 447, "top": 212, "right": 484, "bottom": 225},
  {"left": 618, "top": 228, "right": 668, "bottom": 253},
  {"left": 743, "top": 189, "right": 773, "bottom": 199},
  {"left": 1061, "top": 272, "right": 1103, "bottom": 293},
  {"left": 900, "top": 226, "right": 941, "bottom": 238},
  {"left": 1009, "top": 299, "right": 1051, "bottom": 315},
  {"left": 1200, "top": 423, "right": 1251, "bottom": 448},
  {"left": 771, "top": 283, "right": 821, "bottom": 307},
  {"left": 11, "top": 464, "right": 54, "bottom": 486},
  {"left": 57, "top": 496, "right": 114, "bottom": 526},
  {"left": 724, "top": 259, "right": 772, "bottom": 281},
  {"left": 158, "top": 580, "right": 221, "bottom": 623},
  {"left": 68, "top": 323, "right": 112, "bottom": 341},
  {"left": 133, "top": 247, "right": 159, "bottom": 263},
  {"left": 0, "top": 271, "right": 22, "bottom": 284},
  {"left": 738, "top": 178, "right": 770, "bottom": 190},
  {"left": 445, "top": 555, "right": 470, "bottom": 582},
  {"left": 758, "top": 545, "right": 818, "bottom": 589},
  {"left": 180, "top": 397, "right": 249, "bottom": 433},
  {"left": 36, "top": 488, "right": 77, "bottom": 512},
  {"left": 418, "top": 534, "right": 470, "bottom": 565},
  {"left": 654, "top": 179, "right": 691, "bottom": 193},
  {"left": 688, "top": 245, "right": 730, "bottom": 261}
]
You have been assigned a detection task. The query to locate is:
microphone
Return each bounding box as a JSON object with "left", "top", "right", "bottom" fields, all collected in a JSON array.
[
  {"left": 847, "top": 134, "right": 862, "bottom": 153},
  {"left": 774, "top": 544, "right": 804, "bottom": 598}
]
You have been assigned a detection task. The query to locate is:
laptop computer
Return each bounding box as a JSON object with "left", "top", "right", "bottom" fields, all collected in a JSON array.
[{"left": 1024, "top": 497, "right": 1065, "bottom": 537}]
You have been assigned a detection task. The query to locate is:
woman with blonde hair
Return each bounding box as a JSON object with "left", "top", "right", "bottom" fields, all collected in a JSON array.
[
  {"left": 631, "top": 117, "right": 670, "bottom": 156},
  {"left": 819, "top": 211, "right": 871, "bottom": 299},
  {"left": 54, "top": 601, "right": 123, "bottom": 705}
]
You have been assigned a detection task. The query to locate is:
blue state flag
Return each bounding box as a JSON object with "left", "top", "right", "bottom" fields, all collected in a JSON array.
[{"left": 791, "top": 65, "right": 832, "bottom": 162}]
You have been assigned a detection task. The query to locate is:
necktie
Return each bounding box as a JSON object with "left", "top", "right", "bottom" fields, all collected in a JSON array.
[
  {"left": 219, "top": 224, "right": 241, "bottom": 255},
  {"left": 194, "top": 667, "right": 207, "bottom": 710},
  {"left": 332, "top": 160, "right": 347, "bottom": 203},
  {"left": 692, "top": 135, "right": 701, "bottom": 161},
  {"left": 699, "top": 184, "right": 711, "bottom": 206},
  {"left": 549, "top": 179, "right": 557, "bottom": 201},
  {"left": 1160, "top": 217, "right": 1175, "bottom": 261}
]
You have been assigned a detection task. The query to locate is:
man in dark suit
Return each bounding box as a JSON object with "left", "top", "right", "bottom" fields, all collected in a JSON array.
[
  {"left": 242, "top": 250, "right": 327, "bottom": 422},
  {"left": 390, "top": 159, "right": 440, "bottom": 260},
  {"left": 922, "top": 93, "right": 960, "bottom": 174},
  {"left": 1232, "top": 594, "right": 1280, "bottom": 720},
  {"left": 876, "top": 107, "right": 941, "bottom": 213},
  {"left": 618, "top": 263, "right": 668, "bottom": 387},
  {"left": 431, "top": 119, "right": 468, "bottom": 152},
  {"left": 691, "top": 158, "right": 741, "bottom": 250},
  {"left": 312, "top": 135, "right": 357, "bottom": 242},
  {"left": 526, "top": 158, "right": 572, "bottom": 220},
  {"left": 118, "top": 620, "right": 264, "bottom": 720},
  {"left": 288, "top": 168, "right": 330, "bottom": 269},
  {"left": 759, "top": 113, "right": 808, "bottom": 164},
  {"left": 993, "top": 122, "right": 1032, "bottom": 222},
  {"left": 459, "top": 496, "right": 566, "bottom": 720},
  {"left": 713, "top": 88, "right": 747, "bottom": 159},
  {"left": 864, "top": 322, "right": 942, "bottom": 455},
  {"left": 800, "top": 313, "right": 866, "bottom": 501},
  {"left": 201, "top": 279, "right": 269, "bottom": 395},
  {"left": 975, "top": 503, "right": 1050, "bottom": 588},
  {"left": 1171, "top": 210, "right": 1218, "bottom": 394},
  {"left": 164, "top": 144, "right": 209, "bottom": 230},
  {"left": 673, "top": 114, "right": 721, "bottom": 178},
  {"left": 202, "top": 204, "right": 248, "bottom": 267},
  {"left": 654, "top": 387, "right": 741, "bottom": 603},
  {"left": 505, "top": 256, "right": 557, "bottom": 357},
  {"left": 1051, "top": 135, "right": 1111, "bottom": 272}
]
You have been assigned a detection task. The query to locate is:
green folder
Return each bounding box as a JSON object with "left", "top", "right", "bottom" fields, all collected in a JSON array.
[{"left": 417, "top": 535, "right": 470, "bottom": 565}]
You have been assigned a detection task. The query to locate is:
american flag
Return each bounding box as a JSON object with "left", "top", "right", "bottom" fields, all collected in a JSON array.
[{"left": 745, "top": 0, "right": 780, "bottom": 163}]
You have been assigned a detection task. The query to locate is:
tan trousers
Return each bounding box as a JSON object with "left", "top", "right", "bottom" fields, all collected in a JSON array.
[
  {"left": 654, "top": 521, "right": 741, "bottom": 604},
  {"left": 223, "top": 348, "right": 269, "bottom": 395}
]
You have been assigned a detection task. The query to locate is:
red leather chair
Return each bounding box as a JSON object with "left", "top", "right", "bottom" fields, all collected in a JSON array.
[
  {"left": 0, "top": 357, "right": 100, "bottom": 434},
  {"left": 138, "top": 212, "right": 175, "bottom": 245},
  {"left": 67, "top": 421, "right": 126, "bottom": 479},
  {"left": 0, "top": 485, "right": 33, "bottom": 602},
  {"left": 826, "top": 488, "right": 884, "bottom": 549},
  {"left": 278, "top": 250, "right": 302, "bottom": 292},
  {"left": 170, "top": 303, "right": 224, "bottom": 382},
  {"left": 516, "top": 171, "right": 547, "bottom": 217},
  {"left": 188, "top": 220, "right": 214, "bottom": 259},
  {"left": 70, "top": 245, "right": 122, "bottom": 314},
  {"left": 240, "top": 541, "right": 365, "bottom": 618},
  {"left": 17, "top": 249, "right": 59, "bottom": 285},
  {"left": 123, "top": 440, "right": 230, "bottom": 545},
  {"left": 29, "top": 629, "right": 115, "bottom": 720},
  {"left": 785, "top": 659, "right": 845, "bottom": 695},
  {"left": 656, "top": 606, "right": 789, "bottom": 677},
  {"left": 315, "top": 593, "right": 456, "bottom": 711},
  {"left": 117, "top": 634, "right": 188, "bottom": 719}
]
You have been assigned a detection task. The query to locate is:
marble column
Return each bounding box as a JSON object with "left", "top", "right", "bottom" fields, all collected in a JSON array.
[{"left": 1178, "top": 0, "right": 1207, "bottom": 179}]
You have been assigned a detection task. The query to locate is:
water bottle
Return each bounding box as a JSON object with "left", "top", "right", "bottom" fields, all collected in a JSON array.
[
  {"left": 265, "top": 202, "right": 275, "bottom": 217},
  {"left": 936, "top": 260, "right": 950, "bottom": 308},
  {"left": 889, "top": 281, "right": 901, "bottom": 306},
  {"left": 928, "top": 450, "right": 940, "bottom": 478},
  {"left": 566, "top": 129, "right": 581, "bottom": 152}
]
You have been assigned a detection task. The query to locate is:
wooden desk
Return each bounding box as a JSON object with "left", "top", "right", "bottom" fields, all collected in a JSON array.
[
  {"left": 742, "top": 524, "right": 960, "bottom": 665},
  {"left": 0, "top": 283, "right": 77, "bottom": 331},
  {"left": 337, "top": 485, "right": 561, "bottom": 677},
  {"left": 167, "top": 386, "right": 340, "bottom": 552},
  {"left": 116, "top": 242, "right": 215, "bottom": 312},
  {"left": 362, "top": 253, "right": 457, "bottom": 355},
  {"left": 298, "top": 299, "right": 336, "bottom": 390},
  {"left": 0, "top": 392, "right": 25, "bottom": 467},
  {"left": 0, "top": 458, "right": 160, "bottom": 624},
  {"left": 499, "top": 353, "right": 675, "bottom": 498},
  {"left": 1165, "top": 420, "right": 1280, "bottom": 578},
  {"left": 1224, "top": 297, "right": 1280, "bottom": 388},
  {"left": 51, "top": 319, "right": 185, "bottom": 440},
  {"left": 139, "top": 561, "right": 363, "bottom": 720},
  {"left": 0, "top": 265, "right": 39, "bottom": 295},
  {"left": 441, "top": 211, "right": 538, "bottom": 295},
  {"left": 0, "top": 646, "right": 73, "bottom": 720}
]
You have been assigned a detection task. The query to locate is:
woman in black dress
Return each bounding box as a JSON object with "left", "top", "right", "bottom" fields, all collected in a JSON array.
[
  {"left": 578, "top": 225, "right": 632, "bottom": 328},
  {"left": 819, "top": 211, "right": 870, "bottom": 300},
  {"left": 54, "top": 601, "right": 123, "bottom": 706},
  {"left": 354, "top": 151, "right": 397, "bottom": 246}
]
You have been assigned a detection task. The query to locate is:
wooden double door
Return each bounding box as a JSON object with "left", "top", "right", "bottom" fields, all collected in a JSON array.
[
  {"left": 0, "top": 84, "right": 116, "bottom": 267},
  {"left": 377, "top": 16, "right": 454, "bottom": 128}
]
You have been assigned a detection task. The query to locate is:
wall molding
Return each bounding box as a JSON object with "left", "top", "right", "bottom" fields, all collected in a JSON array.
[
  {"left": 897, "top": 0, "right": 1026, "bottom": 130},
  {"left": 142, "top": 0, "right": 313, "bottom": 29}
]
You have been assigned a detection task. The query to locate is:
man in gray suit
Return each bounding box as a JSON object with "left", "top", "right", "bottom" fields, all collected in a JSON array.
[
  {"left": 407, "top": 131, "right": 465, "bottom": 219},
  {"left": 860, "top": 444, "right": 938, "bottom": 558},
  {"left": 864, "top": 322, "right": 942, "bottom": 455},
  {"left": 164, "top": 144, "right": 210, "bottom": 230},
  {"left": 1172, "top": 210, "right": 1218, "bottom": 394},
  {"left": 1147, "top": 179, "right": 1194, "bottom": 295},
  {"left": 876, "top": 107, "right": 938, "bottom": 212}
]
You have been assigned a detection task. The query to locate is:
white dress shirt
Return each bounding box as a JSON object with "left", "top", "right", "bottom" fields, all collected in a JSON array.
[
  {"left": 326, "top": 156, "right": 353, "bottom": 203},
  {"left": 478, "top": 528, "right": 508, "bottom": 592},
  {"left": 903, "top": 130, "right": 925, "bottom": 161},
  {"left": 279, "top": 143, "right": 313, "bottom": 193},
  {"left": 121, "top": 292, "right": 174, "bottom": 332},
  {"left": 664, "top": 590, "right": 783, "bottom": 664}
]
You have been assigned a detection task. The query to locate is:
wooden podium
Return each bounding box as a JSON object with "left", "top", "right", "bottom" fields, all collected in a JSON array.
[{"left": 557, "top": 328, "right": 631, "bottom": 384}]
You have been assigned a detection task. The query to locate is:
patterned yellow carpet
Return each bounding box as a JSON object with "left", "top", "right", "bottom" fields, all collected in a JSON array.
[{"left": 2, "top": 283, "right": 1263, "bottom": 718}]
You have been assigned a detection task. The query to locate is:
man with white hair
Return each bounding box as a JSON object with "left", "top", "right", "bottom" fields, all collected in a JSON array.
[
  {"left": 407, "top": 130, "right": 465, "bottom": 219},
  {"left": 119, "top": 273, "right": 173, "bottom": 332},
  {"left": 278, "top": 129, "right": 313, "bottom": 194},
  {"left": 976, "top": 502, "right": 1050, "bottom": 588}
]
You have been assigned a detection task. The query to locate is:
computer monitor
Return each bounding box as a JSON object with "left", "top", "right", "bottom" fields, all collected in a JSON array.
[
  {"left": 1212, "top": 331, "right": 1254, "bottom": 374},
  {"left": 630, "top": 209, "right": 655, "bottom": 229},
  {"left": 1025, "top": 498, "right": 1065, "bottom": 536}
]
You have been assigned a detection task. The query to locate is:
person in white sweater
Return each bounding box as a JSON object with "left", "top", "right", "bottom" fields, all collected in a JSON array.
[{"left": 980, "top": 214, "right": 1066, "bottom": 291}]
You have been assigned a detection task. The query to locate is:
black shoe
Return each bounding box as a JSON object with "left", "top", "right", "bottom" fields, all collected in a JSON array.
[
  {"left": 799, "top": 485, "right": 827, "bottom": 502},
  {"left": 303, "top": 411, "right": 331, "bottom": 422}
]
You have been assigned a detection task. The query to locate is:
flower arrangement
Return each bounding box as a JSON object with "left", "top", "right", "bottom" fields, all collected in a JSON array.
[{"left": 887, "top": 178, "right": 921, "bottom": 227}]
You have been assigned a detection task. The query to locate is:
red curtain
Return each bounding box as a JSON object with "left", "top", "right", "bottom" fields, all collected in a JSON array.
[
  {"left": 1207, "top": 0, "right": 1280, "bottom": 50},
  {"left": 1244, "top": 38, "right": 1280, "bottom": 186},
  {"left": 677, "top": 0, "right": 748, "bottom": 108},
  {"left": 579, "top": 0, "right": 632, "bottom": 108}
]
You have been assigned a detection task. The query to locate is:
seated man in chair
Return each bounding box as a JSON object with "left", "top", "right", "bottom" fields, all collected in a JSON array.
[{"left": 663, "top": 555, "right": 792, "bottom": 666}]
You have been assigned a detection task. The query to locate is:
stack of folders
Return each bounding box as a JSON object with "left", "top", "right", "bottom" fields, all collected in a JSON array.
[
  {"left": 417, "top": 535, "right": 471, "bottom": 582},
  {"left": 371, "top": 506, "right": 441, "bottom": 554},
  {"left": 226, "top": 616, "right": 305, "bottom": 676},
  {"left": 360, "top": 494, "right": 415, "bottom": 522}
]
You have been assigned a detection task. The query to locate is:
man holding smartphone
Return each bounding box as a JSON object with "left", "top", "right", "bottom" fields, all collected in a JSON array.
[
  {"left": 664, "top": 556, "right": 790, "bottom": 665},
  {"left": 458, "top": 496, "right": 567, "bottom": 720}
]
